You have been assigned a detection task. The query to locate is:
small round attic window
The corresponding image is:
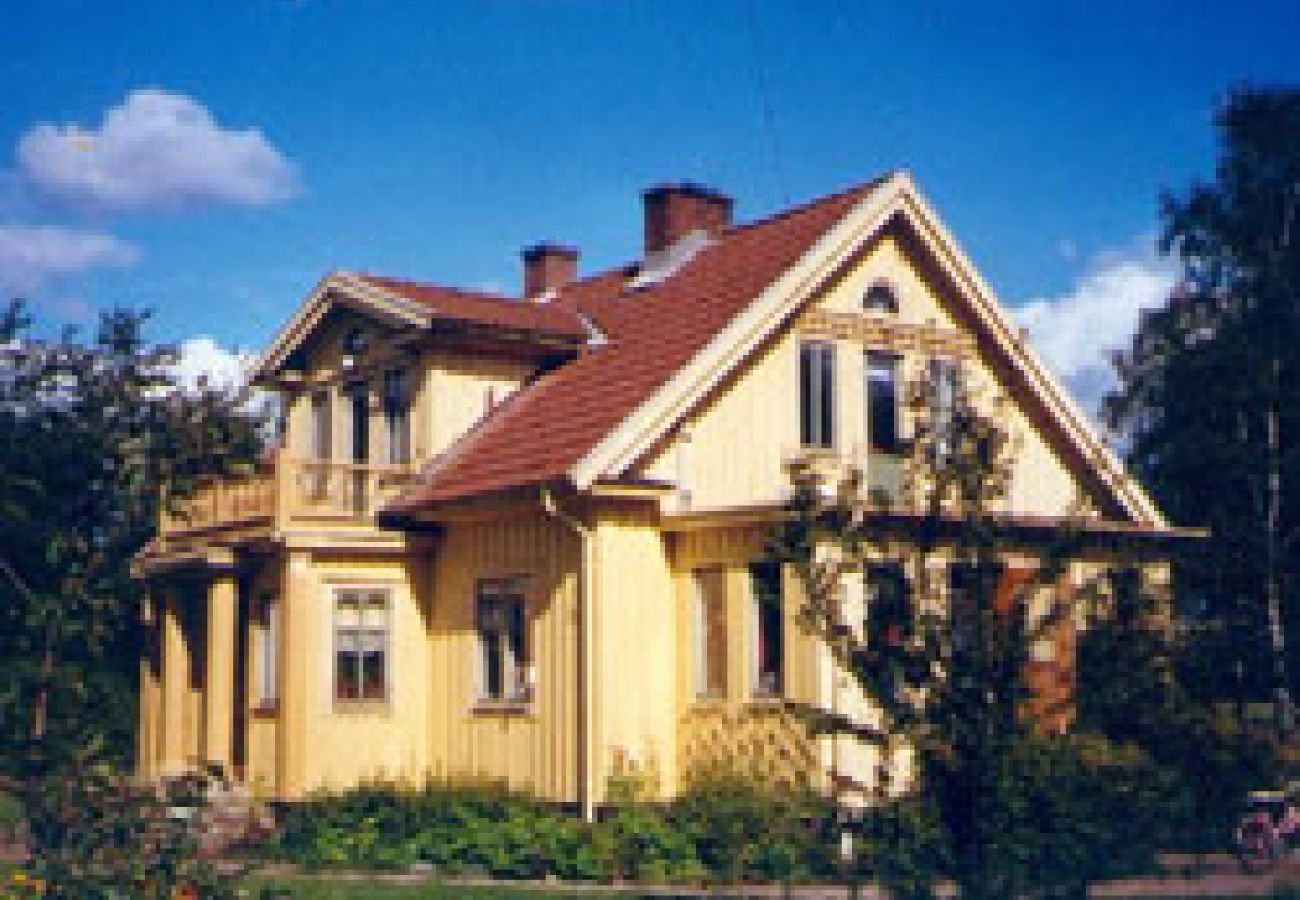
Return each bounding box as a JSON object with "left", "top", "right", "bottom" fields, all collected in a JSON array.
[
  {"left": 343, "top": 327, "right": 367, "bottom": 356},
  {"left": 863, "top": 281, "right": 899, "bottom": 314}
]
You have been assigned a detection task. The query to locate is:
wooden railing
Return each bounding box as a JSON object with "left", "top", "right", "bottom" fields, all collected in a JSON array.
[{"left": 159, "top": 454, "right": 417, "bottom": 540}]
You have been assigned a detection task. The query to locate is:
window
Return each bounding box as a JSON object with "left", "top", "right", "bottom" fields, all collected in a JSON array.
[
  {"left": 346, "top": 382, "right": 370, "bottom": 463},
  {"left": 382, "top": 370, "right": 411, "bottom": 465},
  {"left": 343, "top": 326, "right": 367, "bottom": 357},
  {"left": 749, "top": 562, "right": 784, "bottom": 697},
  {"left": 258, "top": 594, "right": 279, "bottom": 704},
  {"left": 692, "top": 567, "right": 728, "bottom": 699},
  {"left": 310, "top": 390, "right": 331, "bottom": 460},
  {"left": 866, "top": 563, "right": 911, "bottom": 648},
  {"left": 948, "top": 563, "right": 1001, "bottom": 656},
  {"left": 799, "top": 341, "right": 836, "bottom": 448},
  {"left": 928, "top": 358, "right": 960, "bottom": 460},
  {"left": 863, "top": 281, "right": 899, "bottom": 314},
  {"left": 866, "top": 352, "right": 901, "bottom": 453},
  {"left": 334, "top": 589, "right": 389, "bottom": 702},
  {"left": 476, "top": 578, "right": 530, "bottom": 703}
]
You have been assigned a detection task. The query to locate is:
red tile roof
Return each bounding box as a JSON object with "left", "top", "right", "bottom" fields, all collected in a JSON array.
[
  {"left": 357, "top": 274, "right": 589, "bottom": 343},
  {"left": 386, "top": 179, "right": 882, "bottom": 513}
]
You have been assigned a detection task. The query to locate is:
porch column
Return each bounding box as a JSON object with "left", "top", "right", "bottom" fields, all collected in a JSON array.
[
  {"left": 204, "top": 572, "right": 238, "bottom": 774},
  {"left": 278, "top": 551, "right": 313, "bottom": 798},
  {"left": 160, "top": 587, "right": 188, "bottom": 773},
  {"left": 137, "top": 590, "right": 159, "bottom": 777}
]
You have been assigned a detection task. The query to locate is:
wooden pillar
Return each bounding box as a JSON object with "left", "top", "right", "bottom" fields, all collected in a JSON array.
[
  {"left": 137, "top": 591, "right": 159, "bottom": 777},
  {"left": 160, "top": 587, "right": 188, "bottom": 774},
  {"left": 278, "top": 551, "right": 313, "bottom": 798},
  {"left": 204, "top": 573, "right": 238, "bottom": 774}
]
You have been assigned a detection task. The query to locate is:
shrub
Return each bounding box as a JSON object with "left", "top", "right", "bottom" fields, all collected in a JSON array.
[
  {"left": 857, "top": 793, "right": 950, "bottom": 899},
  {"left": 275, "top": 779, "right": 600, "bottom": 880},
  {"left": 670, "top": 774, "right": 835, "bottom": 883},
  {"left": 20, "top": 765, "right": 230, "bottom": 899},
  {"left": 593, "top": 804, "right": 704, "bottom": 882}
]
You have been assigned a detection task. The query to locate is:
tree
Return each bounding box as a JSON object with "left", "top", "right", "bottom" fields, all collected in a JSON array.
[
  {"left": 773, "top": 374, "right": 1168, "bottom": 897},
  {"left": 1105, "top": 86, "right": 1300, "bottom": 735},
  {"left": 0, "top": 300, "right": 264, "bottom": 779}
]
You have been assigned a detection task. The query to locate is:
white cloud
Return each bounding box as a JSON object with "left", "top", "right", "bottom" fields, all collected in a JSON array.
[
  {"left": 1015, "top": 238, "right": 1178, "bottom": 417},
  {"left": 0, "top": 225, "right": 139, "bottom": 293},
  {"left": 17, "top": 89, "right": 299, "bottom": 211},
  {"left": 170, "top": 336, "right": 256, "bottom": 393}
]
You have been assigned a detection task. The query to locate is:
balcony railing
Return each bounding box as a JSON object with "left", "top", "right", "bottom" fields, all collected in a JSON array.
[
  {"left": 784, "top": 445, "right": 908, "bottom": 506},
  {"left": 158, "top": 454, "right": 417, "bottom": 541}
]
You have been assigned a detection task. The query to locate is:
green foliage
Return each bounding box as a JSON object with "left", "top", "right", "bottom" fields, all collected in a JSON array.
[
  {"left": 273, "top": 776, "right": 838, "bottom": 885},
  {"left": 671, "top": 775, "right": 834, "bottom": 883},
  {"left": 0, "top": 300, "right": 265, "bottom": 776},
  {"left": 1105, "top": 85, "right": 1300, "bottom": 728},
  {"left": 276, "top": 780, "right": 600, "bottom": 881},
  {"left": 20, "top": 765, "right": 230, "bottom": 899},
  {"left": 1076, "top": 574, "right": 1284, "bottom": 852}
]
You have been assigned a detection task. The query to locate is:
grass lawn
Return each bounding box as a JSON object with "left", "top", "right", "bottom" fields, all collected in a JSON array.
[{"left": 245, "top": 877, "right": 623, "bottom": 898}]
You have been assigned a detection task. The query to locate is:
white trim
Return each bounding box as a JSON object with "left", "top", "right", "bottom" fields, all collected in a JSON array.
[
  {"left": 570, "top": 174, "right": 907, "bottom": 488},
  {"left": 251, "top": 271, "right": 433, "bottom": 384},
  {"left": 565, "top": 172, "right": 1165, "bottom": 527}
]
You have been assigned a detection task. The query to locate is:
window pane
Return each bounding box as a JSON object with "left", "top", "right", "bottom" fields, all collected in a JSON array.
[
  {"left": 750, "top": 562, "right": 783, "bottom": 696},
  {"left": 336, "top": 650, "right": 360, "bottom": 700},
  {"left": 262, "top": 597, "right": 279, "bottom": 703},
  {"left": 867, "top": 563, "right": 911, "bottom": 648},
  {"left": 483, "top": 631, "right": 503, "bottom": 699},
  {"left": 800, "top": 344, "right": 815, "bottom": 446},
  {"left": 311, "top": 391, "right": 331, "bottom": 460},
  {"left": 694, "top": 568, "right": 727, "bottom": 698},
  {"left": 866, "top": 353, "right": 899, "bottom": 453},
  {"left": 819, "top": 342, "right": 836, "bottom": 447},
  {"left": 361, "top": 650, "right": 386, "bottom": 700}
]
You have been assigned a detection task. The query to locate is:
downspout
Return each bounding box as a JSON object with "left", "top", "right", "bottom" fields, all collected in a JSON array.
[{"left": 541, "top": 486, "right": 597, "bottom": 822}]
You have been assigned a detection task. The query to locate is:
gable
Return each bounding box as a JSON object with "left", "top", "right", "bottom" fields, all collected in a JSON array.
[
  {"left": 634, "top": 221, "right": 1095, "bottom": 520},
  {"left": 571, "top": 174, "right": 1162, "bottom": 527}
]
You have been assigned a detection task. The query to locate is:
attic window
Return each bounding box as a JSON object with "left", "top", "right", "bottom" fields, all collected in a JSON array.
[
  {"left": 343, "top": 327, "right": 367, "bottom": 356},
  {"left": 863, "top": 281, "right": 899, "bottom": 314}
]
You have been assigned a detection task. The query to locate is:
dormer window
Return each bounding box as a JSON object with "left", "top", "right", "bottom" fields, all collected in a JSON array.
[{"left": 863, "top": 281, "right": 899, "bottom": 315}]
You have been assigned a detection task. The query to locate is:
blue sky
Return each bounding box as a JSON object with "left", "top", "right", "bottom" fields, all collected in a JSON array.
[{"left": 3, "top": 0, "right": 1299, "bottom": 403}]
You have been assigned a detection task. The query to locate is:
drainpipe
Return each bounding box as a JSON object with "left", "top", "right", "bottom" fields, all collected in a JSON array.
[{"left": 541, "top": 486, "right": 597, "bottom": 823}]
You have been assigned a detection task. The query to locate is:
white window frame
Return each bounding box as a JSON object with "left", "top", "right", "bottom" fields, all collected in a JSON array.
[
  {"left": 258, "top": 594, "right": 279, "bottom": 705},
  {"left": 474, "top": 577, "right": 532, "bottom": 705},
  {"left": 332, "top": 586, "right": 392, "bottom": 705},
  {"left": 692, "top": 567, "right": 727, "bottom": 700}
]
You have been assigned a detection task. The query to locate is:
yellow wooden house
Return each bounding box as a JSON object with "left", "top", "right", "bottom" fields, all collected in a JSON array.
[{"left": 135, "top": 173, "right": 1187, "bottom": 814}]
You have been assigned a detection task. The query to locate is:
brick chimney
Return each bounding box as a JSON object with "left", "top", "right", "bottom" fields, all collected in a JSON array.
[
  {"left": 642, "top": 183, "right": 734, "bottom": 255},
  {"left": 521, "top": 242, "right": 579, "bottom": 298}
]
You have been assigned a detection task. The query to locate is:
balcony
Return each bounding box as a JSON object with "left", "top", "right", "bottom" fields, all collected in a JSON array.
[{"left": 156, "top": 453, "right": 417, "bottom": 551}]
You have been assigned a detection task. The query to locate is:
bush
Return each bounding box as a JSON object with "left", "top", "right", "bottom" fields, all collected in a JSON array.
[
  {"left": 670, "top": 775, "right": 835, "bottom": 883},
  {"left": 273, "top": 775, "right": 839, "bottom": 885},
  {"left": 20, "top": 765, "right": 230, "bottom": 899},
  {"left": 276, "top": 779, "right": 600, "bottom": 881},
  {"left": 857, "top": 794, "right": 950, "bottom": 899}
]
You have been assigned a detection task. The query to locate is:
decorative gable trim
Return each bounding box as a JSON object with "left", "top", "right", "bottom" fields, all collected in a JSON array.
[
  {"left": 251, "top": 271, "right": 433, "bottom": 384},
  {"left": 567, "top": 172, "right": 1165, "bottom": 528}
]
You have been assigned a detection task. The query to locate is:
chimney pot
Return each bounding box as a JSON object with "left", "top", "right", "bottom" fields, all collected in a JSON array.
[
  {"left": 521, "top": 242, "right": 579, "bottom": 298},
  {"left": 642, "top": 183, "right": 734, "bottom": 255}
]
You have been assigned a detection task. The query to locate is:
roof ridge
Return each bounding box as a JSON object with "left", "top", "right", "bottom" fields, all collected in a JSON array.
[
  {"left": 723, "top": 172, "right": 895, "bottom": 236},
  {"left": 355, "top": 273, "right": 519, "bottom": 305}
]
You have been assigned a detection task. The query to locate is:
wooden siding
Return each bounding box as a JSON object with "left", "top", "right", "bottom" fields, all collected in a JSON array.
[{"left": 427, "top": 513, "right": 581, "bottom": 802}]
